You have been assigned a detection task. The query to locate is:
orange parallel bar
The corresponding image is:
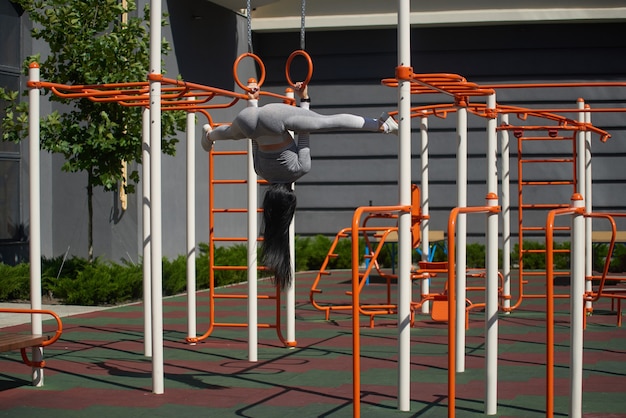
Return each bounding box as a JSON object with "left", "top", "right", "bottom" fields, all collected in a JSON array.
[
  {"left": 351, "top": 204, "right": 411, "bottom": 418},
  {"left": 545, "top": 202, "right": 585, "bottom": 418},
  {"left": 583, "top": 213, "right": 626, "bottom": 310},
  {"left": 446, "top": 204, "right": 500, "bottom": 418}
]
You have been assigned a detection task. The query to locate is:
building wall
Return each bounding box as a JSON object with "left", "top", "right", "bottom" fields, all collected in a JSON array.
[
  {"left": 3, "top": 1, "right": 625, "bottom": 264},
  {"left": 1, "top": 0, "right": 254, "bottom": 263},
  {"left": 254, "top": 23, "right": 626, "bottom": 242}
]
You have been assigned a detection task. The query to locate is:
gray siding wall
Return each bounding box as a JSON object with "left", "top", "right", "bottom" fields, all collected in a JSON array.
[
  {"left": 7, "top": 1, "right": 626, "bottom": 263},
  {"left": 255, "top": 23, "right": 626, "bottom": 242}
]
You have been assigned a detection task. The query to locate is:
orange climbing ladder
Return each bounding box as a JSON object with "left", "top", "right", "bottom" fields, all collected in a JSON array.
[
  {"left": 503, "top": 125, "right": 583, "bottom": 310},
  {"left": 183, "top": 51, "right": 312, "bottom": 347},
  {"left": 186, "top": 143, "right": 293, "bottom": 346}
]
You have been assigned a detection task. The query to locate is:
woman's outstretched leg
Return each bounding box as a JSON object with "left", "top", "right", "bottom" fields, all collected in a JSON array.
[{"left": 260, "top": 103, "right": 397, "bottom": 134}]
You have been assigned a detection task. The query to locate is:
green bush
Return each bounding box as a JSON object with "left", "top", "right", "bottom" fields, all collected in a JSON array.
[
  {"left": 511, "top": 240, "right": 570, "bottom": 270},
  {"left": 335, "top": 236, "right": 367, "bottom": 269},
  {"left": 53, "top": 260, "right": 142, "bottom": 305},
  {"left": 295, "top": 234, "right": 370, "bottom": 271},
  {"left": 163, "top": 255, "right": 187, "bottom": 296},
  {"left": 10, "top": 238, "right": 587, "bottom": 306},
  {"left": 213, "top": 244, "right": 248, "bottom": 286},
  {"left": 593, "top": 243, "right": 626, "bottom": 273},
  {"left": 42, "top": 255, "right": 93, "bottom": 298},
  {"left": 466, "top": 243, "right": 486, "bottom": 268},
  {"left": 0, "top": 263, "right": 31, "bottom": 300}
]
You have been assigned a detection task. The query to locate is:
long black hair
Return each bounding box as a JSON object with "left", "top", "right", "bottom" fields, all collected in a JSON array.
[{"left": 261, "top": 183, "right": 297, "bottom": 290}]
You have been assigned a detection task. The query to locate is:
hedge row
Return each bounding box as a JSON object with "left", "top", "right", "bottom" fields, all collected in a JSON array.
[{"left": 2, "top": 237, "right": 619, "bottom": 306}]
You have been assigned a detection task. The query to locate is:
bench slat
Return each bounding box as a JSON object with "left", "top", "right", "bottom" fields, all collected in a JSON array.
[{"left": 0, "top": 333, "right": 47, "bottom": 352}]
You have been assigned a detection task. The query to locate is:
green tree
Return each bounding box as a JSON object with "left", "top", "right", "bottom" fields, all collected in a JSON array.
[{"left": 1, "top": 0, "right": 185, "bottom": 261}]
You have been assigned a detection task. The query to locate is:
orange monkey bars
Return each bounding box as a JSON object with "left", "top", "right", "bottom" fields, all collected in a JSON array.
[
  {"left": 29, "top": 71, "right": 294, "bottom": 127},
  {"left": 380, "top": 74, "right": 615, "bottom": 319},
  {"left": 382, "top": 69, "right": 495, "bottom": 99},
  {"left": 27, "top": 50, "right": 315, "bottom": 126}
]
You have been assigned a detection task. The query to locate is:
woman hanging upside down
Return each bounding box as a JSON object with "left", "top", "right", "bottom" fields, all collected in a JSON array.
[{"left": 202, "top": 83, "right": 398, "bottom": 290}]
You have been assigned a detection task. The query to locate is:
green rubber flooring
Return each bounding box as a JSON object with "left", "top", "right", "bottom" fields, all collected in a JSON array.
[{"left": 1, "top": 270, "right": 625, "bottom": 417}]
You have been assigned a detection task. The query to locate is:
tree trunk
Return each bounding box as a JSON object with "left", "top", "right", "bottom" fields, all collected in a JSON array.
[{"left": 87, "top": 168, "right": 94, "bottom": 263}]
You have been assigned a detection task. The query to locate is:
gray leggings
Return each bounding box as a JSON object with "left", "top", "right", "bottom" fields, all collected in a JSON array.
[{"left": 210, "top": 103, "right": 380, "bottom": 141}]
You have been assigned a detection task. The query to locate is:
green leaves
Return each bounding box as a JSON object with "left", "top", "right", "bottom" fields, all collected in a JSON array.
[
  {"left": 3, "top": 0, "right": 186, "bottom": 192},
  {"left": 1, "top": 0, "right": 187, "bottom": 259}
]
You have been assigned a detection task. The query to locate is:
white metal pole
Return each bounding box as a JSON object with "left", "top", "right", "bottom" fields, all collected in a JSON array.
[
  {"left": 186, "top": 100, "right": 197, "bottom": 342},
  {"left": 576, "top": 99, "right": 586, "bottom": 197},
  {"left": 420, "top": 113, "right": 430, "bottom": 314},
  {"left": 286, "top": 88, "right": 296, "bottom": 346},
  {"left": 584, "top": 105, "right": 593, "bottom": 311},
  {"left": 247, "top": 97, "right": 259, "bottom": 362},
  {"left": 500, "top": 114, "right": 511, "bottom": 312},
  {"left": 570, "top": 194, "right": 585, "bottom": 418},
  {"left": 142, "top": 106, "right": 152, "bottom": 357},
  {"left": 485, "top": 93, "right": 499, "bottom": 415},
  {"left": 397, "top": 0, "right": 412, "bottom": 411},
  {"left": 28, "top": 62, "right": 44, "bottom": 387},
  {"left": 456, "top": 105, "right": 468, "bottom": 373},
  {"left": 149, "top": 0, "right": 164, "bottom": 394}
]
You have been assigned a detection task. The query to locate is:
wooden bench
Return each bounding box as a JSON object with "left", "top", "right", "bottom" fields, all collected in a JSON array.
[
  {"left": 0, "top": 333, "right": 48, "bottom": 352},
  {"left": 591, "top": 230, "right": 626, "bottom": 243},
  {"left": 0, "top": 308, "right": 63, "bottom": 368}
]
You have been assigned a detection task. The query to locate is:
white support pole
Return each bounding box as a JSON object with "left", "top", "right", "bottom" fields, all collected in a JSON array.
[
  {"left": 584, "top": 105, "right": 593, "bottom": 311},
  {"left": 570, "top": 194, "right": 585, "bottom": 418},
  {"left": 500, "top": 114, "right": 511, "bottom": 312},
  {"left": 576, "top": 99, "right": 586, "bottom": 197},
  {"left": 286, "top": 88, "right": 296, "bottom": 347},
  {"left": 420, "top": 113, "right": 430, "bottom": 314},
  {"left": 28, "top": 62, "right": 44, "bottom": 387},
  {"left": 485, "top": 93, "right": 499, "bottom": 415},
  {"left": 247, "top": 98, "right": 259, "bottom": 362},
  {"left": 455, "top": 105, "right": 468, "bottom": 373},
  {"left": 149, "top": 0, "right": 164, "bottom": 395},
  {"left": 396, "top": 0, "right": 412, "bottom": 411},
  {"left": 186, "top": 100, "right": 197, "bottom": 342},
  {"left": 142, "top": 106, "right": 152, "bottom": 357}
]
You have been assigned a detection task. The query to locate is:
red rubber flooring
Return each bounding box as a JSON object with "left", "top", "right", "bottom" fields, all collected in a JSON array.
[{"left": 1, "top": 270, "right": 625, "bottom": 417}]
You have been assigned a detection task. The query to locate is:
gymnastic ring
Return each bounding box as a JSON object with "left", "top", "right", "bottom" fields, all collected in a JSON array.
[
  {"left": 285, "top": 49, "right": 313, "bottom": 88},
  {"left": 233, "top": 52, "right": 266, "bottom": 92}
]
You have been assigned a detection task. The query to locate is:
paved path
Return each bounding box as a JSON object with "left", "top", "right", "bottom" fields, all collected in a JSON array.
[{"left": 0, "top": 302, "right": 111, "bottom": 328}]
